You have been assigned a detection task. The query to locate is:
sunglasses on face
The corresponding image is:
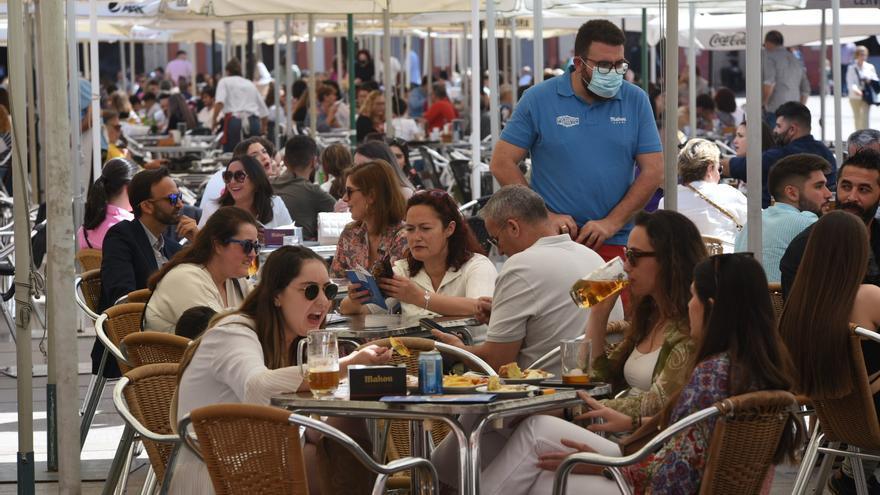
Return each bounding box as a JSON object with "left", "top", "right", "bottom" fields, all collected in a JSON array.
[
  {"left": 301, "top": 282, "right": 339, "bottom": 301},
  {"left": 344, "top": 187, "right": 361, "bottom": 198},
  {"left": 225, "top": 238, "right": 262, "bottom": 255},
  {"left": 624, "top": 248, "right": 657, "bottom": 267},
  {"left": 148, "top": 192, "right": 182, "bottom": 206},
  {"left": 222, "top": 170, "right": 248, "bottom": 184}
]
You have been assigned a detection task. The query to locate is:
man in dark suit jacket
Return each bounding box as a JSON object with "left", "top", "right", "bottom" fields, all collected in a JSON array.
[{"left": 93, "top": 167, "right": 197, "bottom": 377}]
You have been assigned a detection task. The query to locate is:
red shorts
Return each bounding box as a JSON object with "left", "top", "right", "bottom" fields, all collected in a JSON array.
[{"left": 595, "top": 244, "right": 630, "bottom": 315}]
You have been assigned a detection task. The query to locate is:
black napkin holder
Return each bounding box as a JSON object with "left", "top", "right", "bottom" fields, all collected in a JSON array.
[{"left": 348, "top": 365, "right": 406, "bottom": 400}]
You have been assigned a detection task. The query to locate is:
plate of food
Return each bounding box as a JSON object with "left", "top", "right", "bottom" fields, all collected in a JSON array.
[
  {"left": 476, "top": 377, "right": 540, "bottom": 398},
  {"left": 498, "top": 362, "right": 555, "bottom": 384},
  {"left": 442, "top": 374, "right": 489, "bottom": 394}
]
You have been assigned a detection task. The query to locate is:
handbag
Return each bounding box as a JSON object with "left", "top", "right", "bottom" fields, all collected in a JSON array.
[{"left": 856, "top": 66, "right": 880, "bottom": 106}]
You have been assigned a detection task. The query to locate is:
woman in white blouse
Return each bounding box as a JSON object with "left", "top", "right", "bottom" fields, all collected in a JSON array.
[
  {"left": 144, "top": 206, "right": 257, "bottom": 332},
  {"left": 198, "top": 154, "right": 292, "bottom": 229},
  {"left": 659, "top": 138, "right": 747, "bottom": 252},
  {"left": 340, "top": 189, "right": 497, "bottom": 317},
  {"left": 169, "top": 245, "right": 391, "bottom": 494}
]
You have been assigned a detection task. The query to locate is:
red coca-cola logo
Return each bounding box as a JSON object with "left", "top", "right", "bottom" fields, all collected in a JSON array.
[{"left": 708, "top": 32, "right": 747, "bottom": 49}]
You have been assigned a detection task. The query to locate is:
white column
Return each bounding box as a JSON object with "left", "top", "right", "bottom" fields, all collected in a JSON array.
[
  {"left": 427, "top": 28, "right": 433, "bottom": 91},
  {"left": 119, "top": 42, "right": 127, "bottom": 92},
  {"left": 663, "top": 0, "right": 679, "bottom": 210},
  {"left": 383, "top": 6, "right": 393, "bottom": 136},
  {"left": 470, "top": 0, "right": 481, "bottom": 199},
  {"left": 460, "top": 24, "right": 468, "bottom": 113},
  {"left": 273, "top": 19, "right": 282, "bottom": 149},
  {"left": 746, "top": 0, "right": 763, "bottom": 260},
  {"left": 285, "top": 15, "right": 293, "bottom": 133},
  {"left": 487, "top": 0, "right": 500, "bottom": 147},
  {"left": 224, "top": 21, "right": 232, "bottom": 67},
  {"left": 688, "top": 3, "right": 696, "bottom": 136},
  {"left": 405, "top": 35, "right": 412, "bottom": 90},
  {"left": 89, "top": 0, "right": 100, "bottom": 182},
  {"left": 533, "top": 0, "right": 543, "bottom": 85},
  {"left": 820, "top": 10, "right": 827, "bottom": 143},
  {"left": 68, "top": 0, "right": 83, "bottom": 227},
  {"left": 40, "top": 0, "right": 80, "bottom": 489},
  {"left": 308, "top": 14, "right": 318, "bottom": 136},
  {"left": 129, "top": 41, "right": 136, "bottom": 90},
  {"left": 832, "top": 0, "right": 843, "bottom": 167},
  {"left": 191, "top": 42, "right": 198, "bottom": 98},
  {"left": 511, "top": 17, "right": 518, "bottom": 107}
]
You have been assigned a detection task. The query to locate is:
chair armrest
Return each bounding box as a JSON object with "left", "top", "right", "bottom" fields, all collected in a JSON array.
[
  {"left": 176, "top": 415, "right": 204, "bottom": 462},
  {"left": 855, "top": 326, "right": 880, "bottom": 344},
  {"left": 434, "top": 341, "right": 498, "bottom": 376},
  {"left": 95, "top": 313, "right": 130, "bottom": 367},
  {"left": 288, "top": 413, "right": 439, "bottom": 495},
  {"left": 552, "top": 405, "right": 719, "bottom": 495},
  {"left": 74, "top": 277, "right": 100, "bottom": 321},
  {"left": 112, "top": 378, "right": 180, "bottom": 444}
]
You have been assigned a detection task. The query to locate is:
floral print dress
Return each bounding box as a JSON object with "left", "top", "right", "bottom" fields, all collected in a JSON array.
[
  {"left": 622, "top": 352, "right": 731, "bottom": 494},
  {"left": 330, "top": 221, "right": 408, "bottom": 278}
]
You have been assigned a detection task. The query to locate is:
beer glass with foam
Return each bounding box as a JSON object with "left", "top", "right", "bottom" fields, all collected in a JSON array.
[
  {"left": 561, "top": 339, "right": 591, "bottom": 385},
  {"left": 304, "top": 330, "right": 340, "bottom": 399},
  {"left": 569, "top": 256, "right": 629, "bottom": 309}
]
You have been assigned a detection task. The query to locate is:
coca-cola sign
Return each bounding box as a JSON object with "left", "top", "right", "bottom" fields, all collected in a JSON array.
[{"left": 708, "top": 32, "right": 747, "bottom": 49}]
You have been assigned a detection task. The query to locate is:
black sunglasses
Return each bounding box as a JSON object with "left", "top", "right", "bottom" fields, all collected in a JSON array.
[
  {"left": 624, "top": 248, "right": 657, "bottom": 267},
  {"left": 222, "top": 170, "right": 248, "bottom": 184},
  {"left": 148, "top": 192, "right": 182, "bottom": 206},
  {"left": 225, "top": 238, "right": 262, "bottom": 255},
  {"left": 301, "top": 283, "right": 339, "bottom": 301}
]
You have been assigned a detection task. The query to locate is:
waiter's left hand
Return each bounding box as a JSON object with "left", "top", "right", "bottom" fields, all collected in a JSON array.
[{"left": 577, "top": 217, "right": 620, "bottom": 250}]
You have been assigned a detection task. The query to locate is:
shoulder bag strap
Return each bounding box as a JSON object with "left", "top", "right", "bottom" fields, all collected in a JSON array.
[{"left": 685, "top": 183, "right": 744, "bottom": 232}]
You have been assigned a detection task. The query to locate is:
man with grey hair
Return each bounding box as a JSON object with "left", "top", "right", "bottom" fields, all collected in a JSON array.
[
  {"left": 847, "top": 128, "right": 880, "bottom": 156},
  {"left": 432, "top": 185, "right": 623, "bottom": 372}
]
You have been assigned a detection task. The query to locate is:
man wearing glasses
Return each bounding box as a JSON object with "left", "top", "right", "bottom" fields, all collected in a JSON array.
[{"left": 490, "top": 20, "right": 662, "bottom": 264}]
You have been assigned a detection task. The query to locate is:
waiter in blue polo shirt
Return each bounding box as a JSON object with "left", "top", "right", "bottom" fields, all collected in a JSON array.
[{"left": 490, "top": 20, "right": 663, "bottom": 262}]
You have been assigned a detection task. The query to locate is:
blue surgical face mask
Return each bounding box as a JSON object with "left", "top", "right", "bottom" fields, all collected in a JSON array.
[{"left": 578, "top": 58, "right": 624, "bottom": 99}]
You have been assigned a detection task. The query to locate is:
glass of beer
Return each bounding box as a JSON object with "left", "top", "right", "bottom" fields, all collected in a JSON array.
[
  {"left": 570, "top": 257, "right": 629, "bottom": 309},
  {"left": 561, "top": 339, "right": 591, "bottom": 385},
  {"left": 305, "top": 330, "right": 340, "bottom": 399}
]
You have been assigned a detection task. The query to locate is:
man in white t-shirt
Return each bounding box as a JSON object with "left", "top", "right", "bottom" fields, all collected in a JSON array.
[
  {"left": 213, "top": 58, "right": 269, "bottom": 152},
  {"left": 432, "top": 185, "right": 623, "bottom": 372}
]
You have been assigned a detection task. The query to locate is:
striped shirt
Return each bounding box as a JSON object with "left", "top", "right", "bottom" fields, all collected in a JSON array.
[{"left": 734, "top": 202, "right": 817, "bottom": 283}]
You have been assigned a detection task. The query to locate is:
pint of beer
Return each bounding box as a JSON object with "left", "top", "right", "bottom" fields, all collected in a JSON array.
[
  {"left": 304, "top": 330, "right": 340, "bottom": 399},
  {"left": 561, "top": 339, "right": 591, "bottom": 385},
  {"left": 570, "top": 257, "right": 629, "bottom": 309}
]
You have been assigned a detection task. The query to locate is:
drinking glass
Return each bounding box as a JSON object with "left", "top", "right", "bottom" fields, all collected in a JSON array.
[
  {"left": 560, "top": 339, "right": 591, "bottom": 385},
  {"left": 304, "top": 330, "right": 340, "bottom": 399},
  {"left": 569, "top": 257, "right": 629, "bottom": 309}
]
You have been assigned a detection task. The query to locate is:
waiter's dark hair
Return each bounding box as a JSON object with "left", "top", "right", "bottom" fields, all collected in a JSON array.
[{"left": 575, "top": 20, "right": 626, "bottom": 57}]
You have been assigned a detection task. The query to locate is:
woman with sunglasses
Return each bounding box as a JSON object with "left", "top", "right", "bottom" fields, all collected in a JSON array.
[
  {"left": 584, "top": 210, "right": 705, "bottom": 423},
  {"left": 331, "top": 160, "right": 407, "bottom": 281},
  {"left": 198, "top": 155, "right": 292, "bottom": 229},
  {"left": 144, "top": 206, "right": 257, "bottom": 333},
  {"left": 779, "top": 210, "right": 880, "bottom": 491},
  {"left": 481, "top": 253, "right": 800, "bottom": 494},
  {"left": 342, "top": 189, "right": 497, "bottom": 317},
  {"left": 169, "top": 245, "right": 391, "bottom": 495}
]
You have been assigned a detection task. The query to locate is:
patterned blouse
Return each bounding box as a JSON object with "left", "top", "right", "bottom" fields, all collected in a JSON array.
[
  {"left": 592, "top": 319, "right": 696, "bottom": 419},
  {"left": 622, "top": 352, "right": 731, "bottom": 494},
  {"left": 329, "top": 221, "right": 408, "bottom": 278}
]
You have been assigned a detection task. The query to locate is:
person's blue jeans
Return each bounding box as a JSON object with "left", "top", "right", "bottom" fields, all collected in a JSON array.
[{"left": 223, "top": 115, "right": 261, "bottom": 152}]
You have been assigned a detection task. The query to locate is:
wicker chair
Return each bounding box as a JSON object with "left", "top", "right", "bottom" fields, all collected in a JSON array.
[
  {"left": 76, "top": 248, "right": 102, "bottom": 272},
  {"left": 116, "top": 287, "right": 153, "bottom": 305},
  {"left": 553, "top": 390, "right": 799, "bottom": 495},
  {"left": 121, "top": 331, "right": 191, "bottom": 368},
  {"left": 768, "top": 283, "right": 784, "bottom": 323},
  {"left": 178, "top": 403, "right": 439, "bottom": 495},
  {"left": 111, "top": 363, "right": 181, "bottom": 495},
  {"left": 81, "top": 303, "right": 146, "bottom": 450},
  {"left": 702, "top": 235, "right": 725, "bottom": 256},
  {"left": 74, "top": 269, "right": 102, "bottom": 321},
  {"left": 792, "top": 325, "right": 880, "bottom": 495}
]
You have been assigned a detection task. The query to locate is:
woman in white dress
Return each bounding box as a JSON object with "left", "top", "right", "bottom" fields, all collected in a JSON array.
[
  {"left": 659, "top": 138, "right": 747, "bottom": 252},
  {"left": 198, "top": 154, "right": 292, "bottom": 229},
  {"left": 144, "top": 206, "right": 256, "bottom": 333},
  {"left": 168, "top": 246, "right": 392, "bottom": 494}
]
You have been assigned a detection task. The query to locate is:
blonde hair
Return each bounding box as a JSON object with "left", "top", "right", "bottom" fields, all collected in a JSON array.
[
  {"left": 359, "top": 90, "right": 384, "bottom": 120},
  {"left": 678, "top": 138, "right": 721, "bottom": 184}
]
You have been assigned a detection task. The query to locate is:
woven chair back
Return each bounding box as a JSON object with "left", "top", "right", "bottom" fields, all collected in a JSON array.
[
  {"left": 122, "top": 331, "right": 191, "bottom": 368},
  {"left": 79, "top": 269, "right": 102, "bottom": 313},
  {"left": 702, "top": 235, "right": 724, "bottom": 256},
  {"left": 357, "top": 337, "right": 436, "bottom": 375},
  {"left": 699, "top": 390, "right": 797, "bottom": 495},
  {"left": 125, "top": 288, "right": 153, "bottom": 304},
  {"left": 189, "top": 403, "right": 309, "bottom": 495},
  {"left": 122, "top": 363, "right": 179, "bottom": 481},
  {"left": 810, "top": 327, "right": 880, "bottom": 450},
  {"left": 76, "top": 248, "right": 102, "bottom": 272},
  {"left": 103, "top": 303, "right": 147, "bottom": 374},
  {"left": 767, "top": 283, "right": 784, "bottom": 324}
]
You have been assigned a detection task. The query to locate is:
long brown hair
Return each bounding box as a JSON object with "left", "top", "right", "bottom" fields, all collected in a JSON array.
[
  {"left": 148, "top": 206, "right": 258, "bottom": 290},
  {"left": 346, "top": 159, "right": 406, "bottom": 235},
  {"left": 779, "top": 210, "right": 869, "bottom": 398},
  {"left": 218, "top": 155, "right": 275, "bottom": 225},
  {"left": 662, "top": 254, "right": 801, "bottom": 463},
  {"left": 236, "top": 246, "right": 326, "bottom": 369},
  {"left": 629, "top": 210, "right": 707, "bottom": 345},
  {"left": 405, "top": 190, "right": 484, "bottom": 277},
  {"left": 321, "top": 143, "right": 353, "bottom": 200}
]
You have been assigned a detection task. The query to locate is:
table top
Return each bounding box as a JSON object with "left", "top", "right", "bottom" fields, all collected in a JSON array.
[
  {"left": 272, "top": 388, "right": 586, "bottom": 416},
  {"left": 326, "top": 315, "right": 478, "bottom": 340},
  {"left": 261, "top": 243, "right": 337, "bottom": 260}
]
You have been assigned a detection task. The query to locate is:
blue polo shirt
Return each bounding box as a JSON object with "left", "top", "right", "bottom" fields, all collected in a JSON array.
[
  {"left": 728, "top": 135, "right": 837, "bottom": 208},
  {"left": 500, "top": 70, "right": 661, "bottom": 246}
]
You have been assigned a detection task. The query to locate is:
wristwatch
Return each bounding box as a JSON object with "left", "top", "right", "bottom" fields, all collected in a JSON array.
[{"left": 423, "top": 290, "right": 432, "bottom": 310}]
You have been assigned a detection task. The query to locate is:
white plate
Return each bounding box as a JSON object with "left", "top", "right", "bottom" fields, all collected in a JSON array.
[
  {"left": 475, "top": 384, "right": 540, "bottom": 398},
  {"left": 442, "top": 385, "right": 481, "bottom": 394},
  {"left": 504, "top": 373, "right": 556, "bottom": 385}
]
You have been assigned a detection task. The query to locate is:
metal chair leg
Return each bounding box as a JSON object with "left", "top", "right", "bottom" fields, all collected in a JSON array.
[
  {"left": 158, "top": 443, "right": 181, "bottom": 495},
  {"left": 102, "top": 425, "right": 135, "bottom": 495},
  {"left": 81, "top": 348, "right": 108, "bottom": 449},
  {"left": 80, "top": 374, "right": 97, "bottom": 416},
  {"left": 116, "top": 437, "right": 138, "bottom": 495},
  {"left": 815, "top": 442, "right": 840, "bottom": 493},
  {"left": 852, "top": 448, "right": 869, "bottom": 495},
  {"left": 139, "top": 466, "right": 156, "bottom": 495},
  {"left": 792, "top": 424, "right": 822, "bottom": 495}
]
